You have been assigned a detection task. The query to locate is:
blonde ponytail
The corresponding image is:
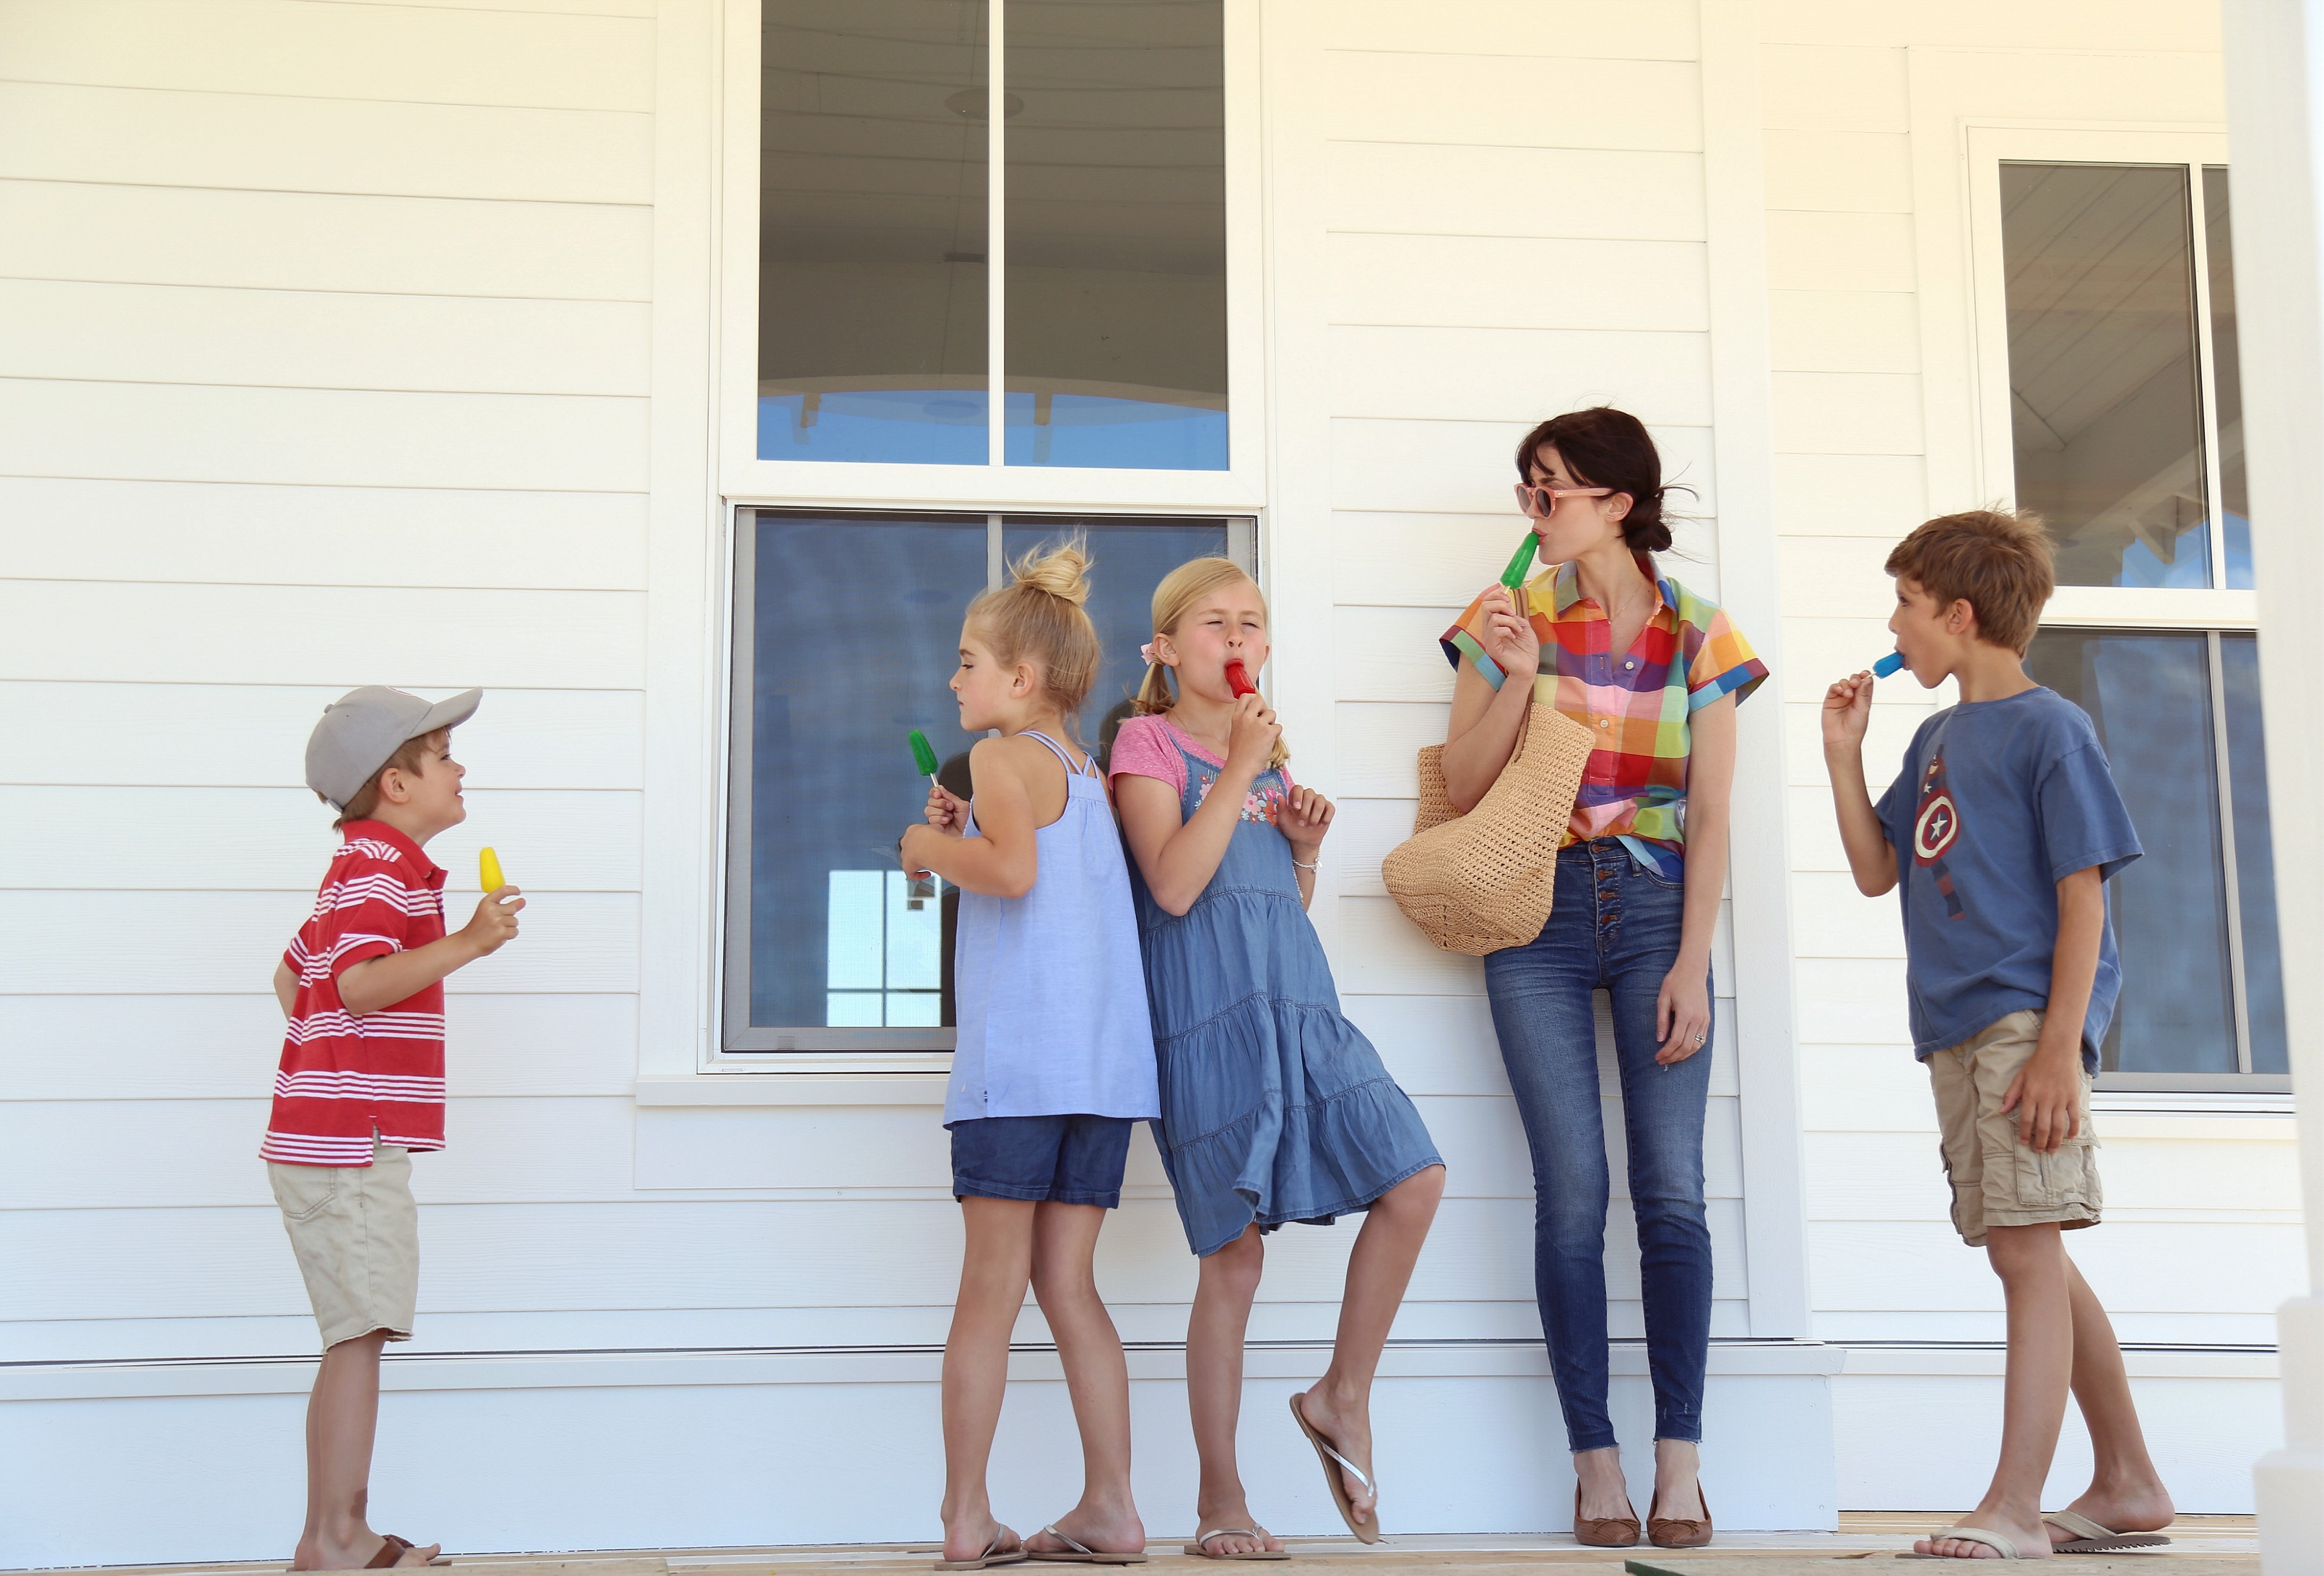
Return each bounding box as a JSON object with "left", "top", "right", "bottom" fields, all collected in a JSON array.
[
  {"left": 1137, "top": 557, "right": 1289, "bottom": 771},
  {"left": 968, "top": 537, "right": 1101, "bottom": 732}
]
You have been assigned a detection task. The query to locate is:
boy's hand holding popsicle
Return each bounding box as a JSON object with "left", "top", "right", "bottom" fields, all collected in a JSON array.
[
  {"left": 1822, "top": 651, "right": 1908, "bottom": 755},
  {"left": 461, "top": 846, "right": 524, "bottom": 957}
]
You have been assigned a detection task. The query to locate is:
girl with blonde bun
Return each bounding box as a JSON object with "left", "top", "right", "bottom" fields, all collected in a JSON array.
[
  {"left": 1111, "top": 557, "right": 1444, "bottom": 1559},
  {"left": 902, "top": 540, "right": 1160, "bottom": 1570}
]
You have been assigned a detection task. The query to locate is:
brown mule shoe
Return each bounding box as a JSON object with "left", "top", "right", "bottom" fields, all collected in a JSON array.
[
  {"left": 1648, "top": 1485, "right": 1712, "bottom": 1549},
  {"left": 1573, "top": 1486, "right": 1640, "bottom": 1548}
]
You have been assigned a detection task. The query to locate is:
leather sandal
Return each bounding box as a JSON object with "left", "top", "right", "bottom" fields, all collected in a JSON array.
[
  {"left": 1648, "top": 1484, "right": 1712, "bottom": 1549},
  {"left": 1572, "top": 1486, "right": 1639, "bottom": 1549}
]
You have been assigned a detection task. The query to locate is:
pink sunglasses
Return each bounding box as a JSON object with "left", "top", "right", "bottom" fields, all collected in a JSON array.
[{"left": 1514, "top": 482, "right": 1614, "bottom": 517}]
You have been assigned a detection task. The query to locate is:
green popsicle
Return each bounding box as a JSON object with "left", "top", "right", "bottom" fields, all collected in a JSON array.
[
  {"left": 1500, "top": 532, "right": 1538, "bottom": 590},
  {"left": 908, "top": 728, "right": 940, "bottom": 790}
]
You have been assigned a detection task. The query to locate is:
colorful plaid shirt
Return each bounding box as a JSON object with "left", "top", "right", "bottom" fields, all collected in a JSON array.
[{"left": 1441, "top": 559, "right": 1768, "bottom": 878}]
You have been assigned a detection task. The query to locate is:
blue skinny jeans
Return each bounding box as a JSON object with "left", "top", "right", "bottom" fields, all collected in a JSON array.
[{"left": 1483, "top": 839, "right": 1713, "bottom": 1452}]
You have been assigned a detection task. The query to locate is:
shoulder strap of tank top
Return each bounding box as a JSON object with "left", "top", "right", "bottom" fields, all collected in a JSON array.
[{"left": 1020, "top": 729, "right": 1095, "bottom": 778}]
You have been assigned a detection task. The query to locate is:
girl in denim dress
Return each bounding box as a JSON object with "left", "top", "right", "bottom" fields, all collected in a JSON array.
[{"left": 1111, "top": 558, "right": 1444, "bottom": 1559}]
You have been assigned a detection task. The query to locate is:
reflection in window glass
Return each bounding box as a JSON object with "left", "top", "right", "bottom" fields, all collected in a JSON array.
[
  {"left": 2203, "top": 167, "right": 2252, "bottom": 589},
  {"left": 1004, "top": 0, "right": 1227, "bottom": 469},
  {"left": 2024, "top": 630, "right": 2236, "bottom": 1075},
  {"left": 728, "top": 511, "right": 1255, "bottom": 1048},
  {"left": 2003, "top": 164, "right": 2211, "bottom": 589},
  {"left": 744, "top": 515, "right": 985, "bottom": 1029},
  {"left": 1002, "top": 516, "right": 1230, "bottom": 757},
  {"left": 2220, "top": 634, "right": 2286, "bottom": 1073},
  {"left": 759, "top": 1, "right": 989, "bottom": 463}
]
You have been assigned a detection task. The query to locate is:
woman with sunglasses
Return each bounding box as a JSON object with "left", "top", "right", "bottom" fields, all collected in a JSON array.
[{"left": 1436, "top": 407, "right": 1767, "bottom": 1550}]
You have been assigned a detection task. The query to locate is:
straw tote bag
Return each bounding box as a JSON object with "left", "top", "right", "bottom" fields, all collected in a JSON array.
[{"left": 1382, "top": 701, "right": 1595, "bottom": 956}]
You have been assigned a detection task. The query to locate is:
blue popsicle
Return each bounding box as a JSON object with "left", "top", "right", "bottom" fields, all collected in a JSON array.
[{"left": 1872, "top": 651, "right": 1907, "bottom": 678}]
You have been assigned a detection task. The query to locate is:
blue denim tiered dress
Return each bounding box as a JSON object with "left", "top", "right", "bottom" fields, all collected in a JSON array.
[{"left": 1128, "top": 726, "right": 1440, "bottom": 1257}]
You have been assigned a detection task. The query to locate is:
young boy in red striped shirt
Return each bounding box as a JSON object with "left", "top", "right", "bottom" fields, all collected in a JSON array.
[{"left": 265, "top": 687, "right": 523, "bottom": 1570}]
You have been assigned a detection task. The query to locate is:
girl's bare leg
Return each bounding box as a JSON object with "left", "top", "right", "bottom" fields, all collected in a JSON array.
[
  {"left": 1293, "top": 1165, "right": 1447, "bottom": 1533},
  {"left": 942, "top": 1197, "right": 1038, "bottom": 1564},
  {"left": 1186, "top": 1226, "right": 1280, "bottom": 1556},
  {"left": 1026, "top": 1202, "right": 1146, "bottom": 1556}
]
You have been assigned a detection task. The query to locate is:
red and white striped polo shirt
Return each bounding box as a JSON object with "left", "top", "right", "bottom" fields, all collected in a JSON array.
[{"left": 261, "top": 821, "right": 450, "bottom": 1166}]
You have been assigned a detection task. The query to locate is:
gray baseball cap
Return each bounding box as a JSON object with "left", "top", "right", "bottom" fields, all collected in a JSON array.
[{"left": 305, "top": 686, "right": 482, "bottom": 810}]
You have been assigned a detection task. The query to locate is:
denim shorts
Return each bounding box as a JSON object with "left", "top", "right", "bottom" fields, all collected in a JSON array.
[{"left": 949, "top": 1113, "right": 1135, "bottom": 1208}]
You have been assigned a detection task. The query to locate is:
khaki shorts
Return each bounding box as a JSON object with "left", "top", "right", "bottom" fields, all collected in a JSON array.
[
  {"left": 1928, "top": 1009, "right": 2102, "bottom": 1247},
  {"left": 267, "top": 1140, "right": 419, "bottom": 1348}
]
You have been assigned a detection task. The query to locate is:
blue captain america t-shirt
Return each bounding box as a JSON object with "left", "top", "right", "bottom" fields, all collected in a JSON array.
[{"left": 1873, "top": 685, "right": 2143, "bottom": 1072}]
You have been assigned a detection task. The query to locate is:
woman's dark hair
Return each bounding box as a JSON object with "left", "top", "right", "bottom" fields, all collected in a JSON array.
[{"left": 1513, "top": 406, "right": 1682, "bottom": 555}]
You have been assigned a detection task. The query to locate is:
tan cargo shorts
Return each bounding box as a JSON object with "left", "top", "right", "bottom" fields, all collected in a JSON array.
[
  {"left": 266, "top": 1139, "right": 419, "bottom": 1349},
  {"left": 1928, "top": 1009, "right": 2102, "bottom": 1247}
]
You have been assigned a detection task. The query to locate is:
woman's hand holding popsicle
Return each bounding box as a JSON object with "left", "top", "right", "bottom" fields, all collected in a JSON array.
[{"left": 1478, "top": 584, "right": 1541, "bottom": 677}]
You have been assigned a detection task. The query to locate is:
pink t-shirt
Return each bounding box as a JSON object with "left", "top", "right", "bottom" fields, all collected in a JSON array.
[{"left": 1109, "top": 714, "right": 1294, "bottom": 823}]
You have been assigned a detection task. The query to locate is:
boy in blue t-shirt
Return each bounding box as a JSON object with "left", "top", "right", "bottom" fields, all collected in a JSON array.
[{"left": 1824, "top": 510, "right": 2175, "bottom": 1560}]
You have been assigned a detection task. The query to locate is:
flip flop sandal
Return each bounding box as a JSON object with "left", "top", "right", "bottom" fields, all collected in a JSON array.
[
  {"left": 1286, "top": 1391, "right": 1380, "bottom": 1545},
  {"left": 1183, "top": 1528, "right": 1291, "bottom": 1561},
  {"left": 935, "top": 1533, "right": 1029, "bottom": 1571},
  {"left": 1026, "top": 1526, "right": 1148, "bottom": 1564},
  {"left": 365, "top": 1535, "right": 451, "bottom": 1569},
  {"left": 2043, "top": 1510, "right": 2171, "bottom": 1553},
  {"left": 1897, "top": 1525, "right": 2025, "bottom": 1559}
]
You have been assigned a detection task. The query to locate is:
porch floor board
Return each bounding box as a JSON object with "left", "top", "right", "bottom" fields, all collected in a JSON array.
[{"left": 9, "top": 1516, "right": 2258, "bottom": 1576}]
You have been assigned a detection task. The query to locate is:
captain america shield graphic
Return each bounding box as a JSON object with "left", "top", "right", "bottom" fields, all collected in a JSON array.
[{"left": 1914, "top": 791, "right": 1960, "bottom": 865}]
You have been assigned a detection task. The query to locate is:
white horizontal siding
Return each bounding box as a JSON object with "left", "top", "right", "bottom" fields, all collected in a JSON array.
[
  {"left": 0, "top": 81, "right": 651, "bottom": 203},
  {"left": 0, "top": 682, "right": 643, "bottom": 789},
  {"left": 0, "top": 181, "right": 653, "bottom": 299},
  {"left": 4, "top": 0, "right": 654, "bottom": 111},
  {"left": 0, "top": 22, "right": 656, "bottom": 1486}
]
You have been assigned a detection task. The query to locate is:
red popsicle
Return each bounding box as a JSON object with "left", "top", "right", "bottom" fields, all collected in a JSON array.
[{"left": 1225, "top": 659, "right": 1257, "bottom": 698}]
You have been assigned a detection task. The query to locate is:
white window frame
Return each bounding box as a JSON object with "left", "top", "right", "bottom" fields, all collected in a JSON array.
[
  {"left": 1966, "top": 126, "right": 2288, "bottom": 1094},
  {"left": 715, "top": 0, "right": 1267, "bottom": 512}
]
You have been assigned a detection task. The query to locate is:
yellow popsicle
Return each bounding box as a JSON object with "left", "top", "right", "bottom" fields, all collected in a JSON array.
[{"left": 480, "top": 847, "right": 506, "bottom": 893}]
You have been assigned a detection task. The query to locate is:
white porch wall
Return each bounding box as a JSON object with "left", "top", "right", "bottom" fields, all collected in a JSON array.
[
  {"left": 0, "top": 0, "right": 2298, "bottom": 1564},
  {"left": 1756, "top": 0, "right": 2299, "bottom": 1512}
]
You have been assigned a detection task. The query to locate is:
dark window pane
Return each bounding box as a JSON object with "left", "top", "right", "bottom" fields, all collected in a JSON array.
[
  {"left": 759, "top": 1, "right": 989, "bottom": 463},
  {"left": 2003, "top": 164, "right": 2211, "bottom": 588},
  {"left": 1002, "top": 516, "right": 1230, "bottom": 755},
  {"left": 2024, "top": 630, "right": 2236, "bottom": 1074},
  {"left": 2221, "top": 634, "right": 2286, "bottom": 1073},
  {"left": 1003, "top": 0, "right": 1227, "bottom": 469},
  {"left": 2204, "top": 166, "right": 2252, "bottom": 589},
  {"left": 745, "top": 514, "right": 986, "bottom": 1029}
]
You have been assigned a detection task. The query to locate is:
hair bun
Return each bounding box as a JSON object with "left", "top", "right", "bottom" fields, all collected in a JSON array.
[{"left": 1010, "top": 540, "right": 1092, "bottom": 606}]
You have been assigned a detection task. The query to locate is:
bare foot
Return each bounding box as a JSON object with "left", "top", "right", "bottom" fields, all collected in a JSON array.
[
  {"left": 1027, "top": 1504, "right": 1147, "bottom": 1559},
  {"left": 1293, "top": 1387, "right": 1376, "bottom": 1530},
  {"left": 2046, "top": 1484, "right": 2175, "bottom": 1548},
  {"left": 940, "top": 1516, "right": 1023, "bottom": 1566},
  {"left": 1914, "top": 1507, "right": 2051, "bottom": 1560}
]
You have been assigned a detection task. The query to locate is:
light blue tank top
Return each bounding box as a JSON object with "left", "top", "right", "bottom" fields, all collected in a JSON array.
[{"left": 946, "top": 730, "right": 1162, "bottom": 1125}]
